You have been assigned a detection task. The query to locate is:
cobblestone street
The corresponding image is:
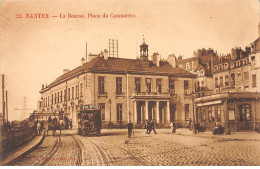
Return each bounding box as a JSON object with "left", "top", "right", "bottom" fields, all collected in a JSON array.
[{"left": 9, "top": 129, "right": 260, "bottom": 166}]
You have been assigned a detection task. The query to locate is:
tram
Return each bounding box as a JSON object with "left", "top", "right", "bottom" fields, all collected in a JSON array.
[{"left": 78, "top": 104, "right": 102, "bottom": 136}]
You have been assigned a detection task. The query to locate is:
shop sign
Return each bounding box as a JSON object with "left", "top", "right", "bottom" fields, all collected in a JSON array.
[{"left": 197, "top": 100, "right": 222, "bottom": 107}]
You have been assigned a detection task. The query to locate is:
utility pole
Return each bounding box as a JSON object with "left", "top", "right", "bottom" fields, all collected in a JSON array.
[
  {"left": 2, "top": 74, "right": 5, "bottom": 124},
  {"left": 6, "top": 90, "right": 8, "bottom": 122},
  {"left": 86, "top": 42, "right": 88, "bottom": 62}
]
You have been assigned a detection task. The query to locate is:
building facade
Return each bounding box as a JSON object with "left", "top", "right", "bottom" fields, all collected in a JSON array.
[
  {"left": 39, "top": 42, "right": 196, "bottom": 128},
  {"left": 194, "top": 35, "right": 260, "bottom": 131}
]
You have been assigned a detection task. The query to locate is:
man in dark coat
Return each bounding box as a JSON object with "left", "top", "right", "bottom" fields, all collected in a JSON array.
[
  {"left": 148, "top": 120, "right": 157, "bottom": 134},
  {"left": 69, "top": 120, "right": 73, "bottom": 130},
  {"left": 127, "top": 121, "right": 133, "bottom": 138},
  {"left": 146, "top": 120, "right": 151, "bottom": 134}
]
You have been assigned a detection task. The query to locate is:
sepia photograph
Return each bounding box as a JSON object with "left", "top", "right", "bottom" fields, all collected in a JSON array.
[{"left": 0, "top": 0, "right": 260, "bottom": 166}]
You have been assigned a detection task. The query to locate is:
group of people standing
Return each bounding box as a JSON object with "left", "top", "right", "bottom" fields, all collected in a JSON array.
[
  {"left": 126, "top": 120, "right": 158, "bottom": 138},
  {"left": 145, "top": 120, "right": 157, "bottom": 134},
  {"left": 126, "top": 120, "right": 181, "bottom": 138}
]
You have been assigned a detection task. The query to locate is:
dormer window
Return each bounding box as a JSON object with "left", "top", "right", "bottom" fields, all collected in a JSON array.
[
  {"left": 214, "top": 66, "right": 218, "bottom": 72},
  {"left": 186, "top": 62, "right": 190, "bottom": 70},
  {"left": 219, "top": 65, "right": 223, "bottom": 71},
  {"left": 224, "top": 63, "right": 228, "bottom": 69},
  {"left": 230, "top": 63, "right": 235, "bottom": 69},
  {"left": 200, "top": 70, "right": 204, "bottom": 76},
  {"left": 240, "top": 60, "right": 243, "bottom": 66}
]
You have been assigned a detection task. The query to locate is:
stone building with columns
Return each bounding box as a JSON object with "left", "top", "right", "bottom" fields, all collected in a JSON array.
[{"left": 39, "top": 41, "right": 196, "bottom": 128}]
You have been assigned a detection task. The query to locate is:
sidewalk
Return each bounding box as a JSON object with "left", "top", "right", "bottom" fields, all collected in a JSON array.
[
  {"left": 0, "top": 134, "right": 45, "bottom": 166},
  {"left": 101, "top": 128, "right": 260, "bottom": 141},
  {"left": 161, "top": 128, "right": 260, "bottom": 141}
]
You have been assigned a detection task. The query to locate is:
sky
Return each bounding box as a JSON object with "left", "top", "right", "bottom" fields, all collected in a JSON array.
[{"left": 0, "top": 0, "right": 259, "bottom": 121}]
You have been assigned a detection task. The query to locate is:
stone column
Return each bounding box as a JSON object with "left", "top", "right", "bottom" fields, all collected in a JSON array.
[
  {"left": 166, "top": 101, "right": 170, "bottom": 124},
  {"left": 156, "top": 101, "right": 160, "bottom": 123},
  {"left": 133, "top": 101, "right": 137, "bottom": 123},
  {"left": 145, "top": 101, "right": 148, "bottom": 121}
]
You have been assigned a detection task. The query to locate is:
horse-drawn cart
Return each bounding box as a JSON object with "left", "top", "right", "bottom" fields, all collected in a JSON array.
[{"left": 32, "top": 111, "right": 69, "bottom": 136}]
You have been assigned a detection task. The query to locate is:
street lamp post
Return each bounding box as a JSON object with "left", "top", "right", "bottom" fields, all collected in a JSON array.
[
  {"left": 191, "top": 91, "right": 196, "bottom": 134},
  {"left": 108, "top": 99, "right": 112, "bottom": 129}
]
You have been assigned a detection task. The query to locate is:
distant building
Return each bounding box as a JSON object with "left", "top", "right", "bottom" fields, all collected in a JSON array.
[
  {"left": 176, "top": 48, "right": 219, "bottom": 97},
  {"left": 39, "top": 40, "right": 197, "bottom": 128},
  {"left": 194, "top": 26, "right": 260, "bottom": 131}
]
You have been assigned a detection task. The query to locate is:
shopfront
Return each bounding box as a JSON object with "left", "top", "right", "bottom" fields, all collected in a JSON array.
[{"left": 194, "top": 92, "right": 260, "bottom": 132}]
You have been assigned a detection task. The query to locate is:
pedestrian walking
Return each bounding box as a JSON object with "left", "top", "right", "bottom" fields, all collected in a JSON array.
[
  {"left": 146, "top": 120, "right": 151, "bottom": 134},
  {"left": 127, "top": 121, "right": 133, "bottom": 138},
  {"left": 37, "top": 121, "right": 41, "bottom": 135},
  {"left": 148, "top": 120, "right": 157, "bottom": 134},
  {"left": 170, "top": 121, "right": 176, "bottom": 133},
  {"left": 188, "top": 118, "right": 192, "bottom": 130},
  {"left": 69, "top": 120, "right": 73, "bottom": 130}
]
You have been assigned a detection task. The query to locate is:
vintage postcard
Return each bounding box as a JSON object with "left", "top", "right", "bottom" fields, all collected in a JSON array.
[{"left": 0, "top": 0, "right": 260, "bottom": 166}]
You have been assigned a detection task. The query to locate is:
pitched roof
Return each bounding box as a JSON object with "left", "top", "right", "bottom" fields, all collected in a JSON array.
[
  {"left": 194, "top": 64, "right": 212, "bottom": 77},
  {"left": 176, "top": 57, "right": 196, "bottom": 64},
  {"left": 48, "top": 56, "right": 196, "bottom": 87},
  {"left": 253, "top": 37, "right": 260, "bottom": 44}
]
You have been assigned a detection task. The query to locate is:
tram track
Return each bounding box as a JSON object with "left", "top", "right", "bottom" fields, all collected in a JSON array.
[
  {"left": 114, "top": 143, "right": 148, "bottom": 166},
  {"left": 38, "top": 135, "right": 61, "bottom": 166},
  {"left": 71, "top": 135, "right": 83, "bottom": 166},
  {"left": 37, "top": 133, "right": 83, "bottom": 166},
  {"left": 85, "top": 136, "right": 147, "bottom": 166},
  {"left": 85, "top": 137, "right": 110, "bottom": 166}
]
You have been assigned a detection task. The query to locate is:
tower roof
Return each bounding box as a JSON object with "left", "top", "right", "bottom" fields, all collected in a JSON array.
[{"left": 140, "top": 42, "right": 148, "bottom": 47}]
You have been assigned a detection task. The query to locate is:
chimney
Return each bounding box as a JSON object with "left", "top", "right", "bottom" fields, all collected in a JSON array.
[
  {"left": 81, "top": 57, "right": 85, "bottom": 66},
  {"left": 211, "top": 56, "right": 214, "bottom": 73},
  {"left": 42, "top": 84, "right": 44, "bottom": 89},
  {"left": 258, "top": 22, "right": 260, "bottom": 37},
  {"left": 167, "top": 54, "right": 176, "bottom": 68},
  {"left": 178, "top": 55, "right": 182, "bottom": 60},
  {"left": 103, "top": 49, "right": 109, "bottom": 60},
  {"left": 152, "top": 52, "right": 160, "bottom": 66},
  {"left": 63, "top": 69, "right": 70, "bottom": 74},
  {"left": 88, "top": 53, "right": 98, "bottom": 62},
  {"left": 245, "top": 46, "right": 251, "bottom": 53}
]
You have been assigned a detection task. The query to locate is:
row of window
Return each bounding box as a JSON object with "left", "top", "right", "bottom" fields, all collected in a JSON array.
[
  {"left": 43, "top": 77, "right": 191, "bottom": 107},
  {"left": 98, "top": 103, "right": 190, "bottom": 122},
  {"left": 178, "top": 62, "right": 192, "bottom": 71},
  {"left": 215, "top": 73, "right": 256, "bottom": 88},
  {"left": 171, "top": 104, "right": 190, "bottom": 121},
  {"left": 198, "top": 104, "right": 252, "bottom": 123},
  {"left": 98, "top": 76, "right": 190, "bottom": 94},
  {"left": 198, "top": 106, "right": 222, "bottom": 123},
  {"left": 98, "top": 103, "right": 123, "bottom": 122},
  {"left": 214, "top": 58, "right": 250, "bottom": 72},
  {"left": 42, "top": 83, "right": 84, "bottom": 107}
]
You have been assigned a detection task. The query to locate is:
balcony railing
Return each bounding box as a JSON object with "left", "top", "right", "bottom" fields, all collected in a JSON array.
[
  {"left": 98, "top": 92, "right": 108, "bottom": 98},
  {"left": 132, "top": 92, "right": 170, "bottom": 97},
  {"left": 115, "top": 92, "right": 125, "bottom": 98},
  {"left": 169, "top": 89, "right": 177, "bottom": 98}
]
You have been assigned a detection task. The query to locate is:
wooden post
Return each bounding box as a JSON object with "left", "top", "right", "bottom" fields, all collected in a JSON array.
[{"left": 2, "top": 74, "right": 5, "bottom": 124}]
